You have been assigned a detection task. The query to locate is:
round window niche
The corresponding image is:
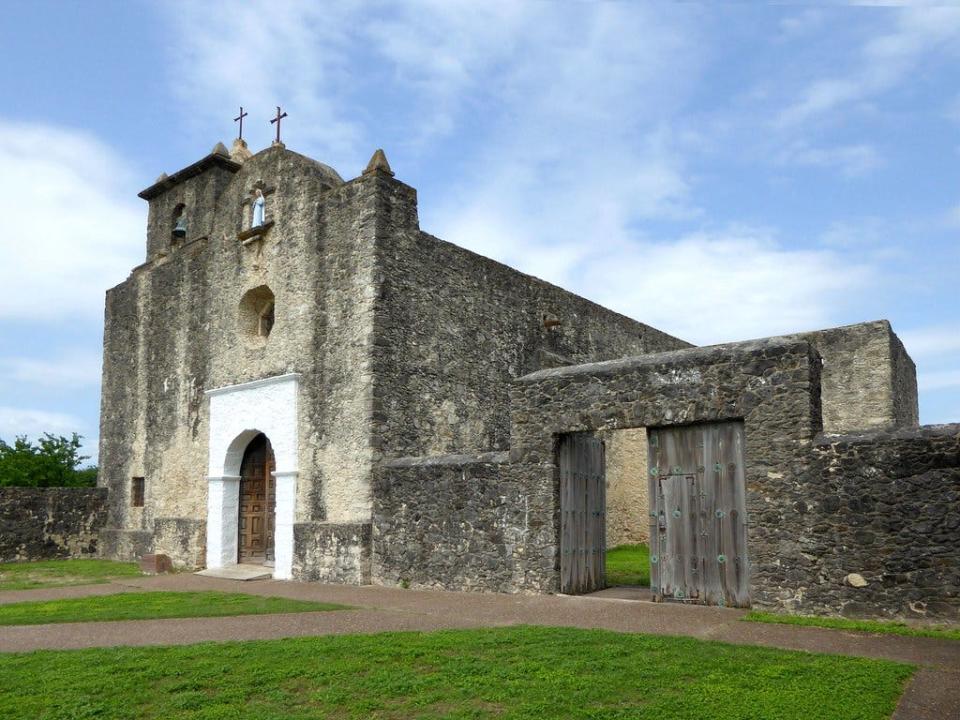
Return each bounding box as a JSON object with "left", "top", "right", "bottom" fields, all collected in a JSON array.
[{"left": 239, "top": 285, "right": 275, "bottom": 345}]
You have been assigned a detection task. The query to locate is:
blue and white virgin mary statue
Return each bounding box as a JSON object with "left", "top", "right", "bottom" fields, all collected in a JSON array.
[{"left": 252, "top": 189, "right": 265, "bottom": 227}]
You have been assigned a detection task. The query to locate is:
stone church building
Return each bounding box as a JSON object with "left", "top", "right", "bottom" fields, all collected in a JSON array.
[{"left": 99, "top": 139, "right": 959, "bottom": 620}]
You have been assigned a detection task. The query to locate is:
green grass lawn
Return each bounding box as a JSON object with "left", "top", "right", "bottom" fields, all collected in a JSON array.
[
  {"left": 0, "top": 559, "right": 144, "bottom": 591},
  {"left": 0, "top": 626, "right": 911, "bottom": 719},
  {"left": 744, "top": 610, "right": 960, "bottom": 641},
  {"left": 606, "top": 543, "right": 650, "bottom": 586},
  {"left": 0, "top": 591, "right": 348, "bottom": 626}
]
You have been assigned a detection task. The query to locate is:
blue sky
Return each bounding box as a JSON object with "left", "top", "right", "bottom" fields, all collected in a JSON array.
[{"left": 1, "top": 1, "right": 958, "bottom": 463}]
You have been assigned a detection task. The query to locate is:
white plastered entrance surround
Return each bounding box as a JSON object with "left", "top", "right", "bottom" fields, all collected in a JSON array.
[{"left": 204, "top": 373, "right": 300, "bottom": 580}]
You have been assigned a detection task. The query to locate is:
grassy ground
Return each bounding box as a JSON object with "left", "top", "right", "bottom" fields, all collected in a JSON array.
[
  {"left": 0, "top": 559, "right": 143, "bottom": 591},
  {"left": 0, "top": 626, "right": 912, "bottom": 719},
  {"left": 605, "top": 543, "right": 650, "bottom": 586},
  {"left": 744, "top": 610, "right": 960, "bottom": 641},
  {"left": 0, "top": 591, "right": 348, "bottom": 626}
]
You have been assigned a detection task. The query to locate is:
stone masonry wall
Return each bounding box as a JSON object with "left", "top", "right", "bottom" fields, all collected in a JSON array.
[
  {"left": 601, "top": 428, "right": 650, "bottom": 546},
  {"left": 372, "top": 229, "right": 691, "bottom": 458},
  {"left": 0, "top": 488, "right": 108, "bottom": 562},
  {"left": 510, "top": 338, "right": 823, "bottom": 600},
  {"left": 783, "top": 321, "right": 918, "bottom": 433},
  {"left": 373, "top": 338, "right": 822, "bottom": 596},
  {"left": 293, "top": 522, "right": 372, "bottom": 585},
  {"left": 100, "top": 146, "right": 380, "bottom": 572},
  {"left": 801, "top": 425, "right": 960, "bottom": 621},
  {"left": 372, "top": 452, "right": 557, "bottom": 593}
]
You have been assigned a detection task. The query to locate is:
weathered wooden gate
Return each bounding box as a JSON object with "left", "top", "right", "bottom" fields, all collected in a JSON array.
[
  {"left": 648, "top": 422, "right": 749, "bottom": 607},
  {"left": 558, "top": 433, "right": 606, "bottom": 594}
]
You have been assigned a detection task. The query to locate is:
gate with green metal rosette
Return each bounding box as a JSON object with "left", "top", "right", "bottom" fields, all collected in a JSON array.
[{"left": 648, "top": 422, "right": 750, "bottom": 607}]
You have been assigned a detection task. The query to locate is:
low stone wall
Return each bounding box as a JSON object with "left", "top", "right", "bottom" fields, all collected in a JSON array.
[
  {"left": 0, "top": 487, "right": 108, "bottom": 562},
  {"left": 372, "top": 452, "right": 556, "bottom": 593},
  {"left": 800, "top": 424, "right": 960, "bottom": 621},
  {"left": 293, "top": 522, "right": 372, "bottom": 584}
]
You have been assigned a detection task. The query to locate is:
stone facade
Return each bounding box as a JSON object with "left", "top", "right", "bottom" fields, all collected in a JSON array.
[
  {"left": 98, "top": 139, "right": 951, "bottom": 621},
  {"left": 99, "top": 142, "right": 687, "bottom": 580},
  {"left": 0, "top": 488, "right": 107, "bottom": 562}
]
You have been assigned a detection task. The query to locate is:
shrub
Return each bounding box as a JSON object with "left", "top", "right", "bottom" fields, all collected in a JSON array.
[{"left": 0, "top": 433, "right": 97, "bottom": 487}]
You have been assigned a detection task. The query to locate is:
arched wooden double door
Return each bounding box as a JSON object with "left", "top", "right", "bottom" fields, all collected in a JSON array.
[{"left": 238, "top": 433, "right": 276, "bottom": 565}]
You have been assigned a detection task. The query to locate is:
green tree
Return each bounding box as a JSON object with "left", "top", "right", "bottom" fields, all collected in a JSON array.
[{"left": 0, "top": 433, "right": 97, "bottom": 488}]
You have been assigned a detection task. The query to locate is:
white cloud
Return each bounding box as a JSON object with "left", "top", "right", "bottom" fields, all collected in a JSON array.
[
  {"left": 0, "top": 120, "right": 142, "bottom": 321},
  {"left": 900, "top": 325, "right": 960, "bottom": 360},
  {"left": 0, "top": 406, "right": 87, "bottom": 442},
  {"left": 918, "top": 369, "right": 960, "bottom": 391},
  {"left": 779, "top": 142, "right": 883, "bottom": 177},
  {"left": 779, "top": 5, "right": 960, "bottom": 126},
  {"left": 0, "top": 352, "right": 101, "bottom": 389},
  {"left": 578, "top": 229, "right": 873, "bottom": 344},
  {"left": 945, "top": 202, "right": 960, "bottom": 227},
  {"left": 166, "top": 1, "right": 364, "bottom": 167},
  {"left": 778, "top": 9, "right": 825, "bottom": 39}
]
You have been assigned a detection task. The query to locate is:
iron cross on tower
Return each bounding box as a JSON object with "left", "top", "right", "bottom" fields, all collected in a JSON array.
[
  {"left": 233, "top": 106, "right": 248, "bottom": 139},
  {"left": 270, "top": 106, "right": 288, "bottom": 144}
]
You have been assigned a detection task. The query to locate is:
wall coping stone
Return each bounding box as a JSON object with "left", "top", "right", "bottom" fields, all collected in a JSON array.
[
  {"left": 815, "top": 423, "right": 960, "bottom": 447},
  {"left": 516, "top": 337, "right": 812, "bottom": 384}
]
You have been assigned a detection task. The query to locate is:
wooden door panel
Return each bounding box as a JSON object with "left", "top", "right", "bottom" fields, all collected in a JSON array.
[
  {"left": 559, "top": 433, "right": 606, "bottom": 594},
  {"left": 649, "top": 422, "right": 749, "bottom": 607},
  {"left": 238, "top": 434, "right": 276, "bottom": 563}
]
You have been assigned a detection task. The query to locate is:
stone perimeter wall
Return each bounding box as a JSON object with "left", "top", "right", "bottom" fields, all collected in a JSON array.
[
  {"left": 374, "top": 338, "right": 823, "bottom": 597},
  {"left": 372, "top": 337, "right": 958, "bottom": 621},
  {"left": 804, "top": 425, "right": 960, "bottom": 620},
  {"left": 0, "top": 488, "right": 108, "bottom": 562}
]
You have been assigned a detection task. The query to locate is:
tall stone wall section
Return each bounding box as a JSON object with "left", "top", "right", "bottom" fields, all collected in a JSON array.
[
  {"left": 0, "top": 488, "right": 108, "bottom": 562},
  {"left": 802, "top": 425, "right": 959, "bottom": 620},
  {"left": 371, "top": 229, "right": 690, "bottom": 458},
  {"left": 373, "top": 339, "right": 824, "bottom": 597}
]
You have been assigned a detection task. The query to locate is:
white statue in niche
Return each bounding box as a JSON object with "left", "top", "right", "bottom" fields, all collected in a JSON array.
[{"left": 251, "top": 188, "right": 265, "bottom": 227}]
